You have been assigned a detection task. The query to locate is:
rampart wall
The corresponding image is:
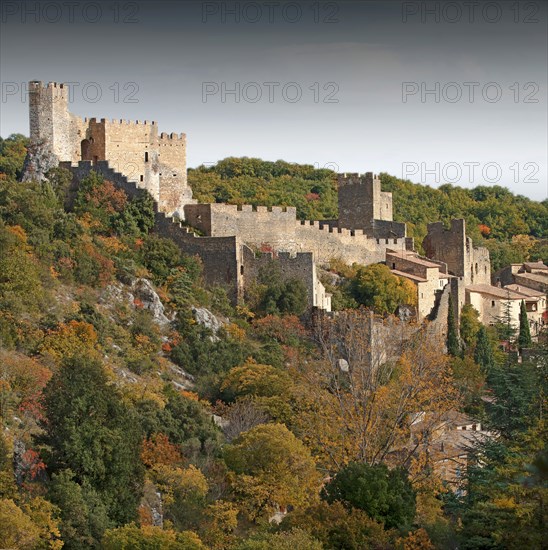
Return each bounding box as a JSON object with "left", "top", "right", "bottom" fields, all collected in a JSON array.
[{"left": 184, "top": 203, "right": 412, "bottom": 266}]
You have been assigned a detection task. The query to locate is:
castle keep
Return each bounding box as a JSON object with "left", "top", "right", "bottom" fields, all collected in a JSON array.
[
  {"left": 25, "top": 80, "right": 545, "bottom": 335},
  {"left": 26, "top": 81, "right": 195, "bottom": 215}
]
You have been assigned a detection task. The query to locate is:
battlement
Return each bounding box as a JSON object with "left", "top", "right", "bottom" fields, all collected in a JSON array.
[
  {"left": 81, "top": 117, "right": 157, "bottom": 126},
  {"left": 159, "top": 132, "right": 186, "bottom": 141},
  {"left": 29, "top": 80, "right": 68, "bottom": 100},
  {"left": 337, "top": 172, "right": 379, "bottom": 186},
  {"left": 29, "top": 80, "right": 66, "bottom": 91},
  {"left": 299, "top": 220, "right": 368, "bottom": 237},
  {"left": 251, "top": 249, "right": 311, "bottom": 261}
]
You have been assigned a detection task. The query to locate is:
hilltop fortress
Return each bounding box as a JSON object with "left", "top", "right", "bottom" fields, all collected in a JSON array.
[
  {"left": 24, "top": 81, "right": 194, "bottom": 214},
  {"left": 26, "top": 80, "right": 523, "bottom": 330}
]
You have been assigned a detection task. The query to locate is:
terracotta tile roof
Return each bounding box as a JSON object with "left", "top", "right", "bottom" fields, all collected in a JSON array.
[
  {"left": 466, "top": 284, "right": 524, "bottom": 300},
  {"left": 505, "top": 284, "right": 545, "bottom": 298},
  {"left": 391, "top": 269, "right": 427, "bottom": 283},
  {"left": 386, "top": 249, "right": 440, "bottom": 268}
]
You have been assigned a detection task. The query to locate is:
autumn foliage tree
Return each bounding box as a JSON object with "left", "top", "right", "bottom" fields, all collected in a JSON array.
[
  {"left": 223, "top": 423, "right": 320, "bottom": 520},
  {"left": 350, "top": 263, "right": 417, "bottom": 315},
  {"left": 293, "top": 310, "right": 459, "bottom": 470}
]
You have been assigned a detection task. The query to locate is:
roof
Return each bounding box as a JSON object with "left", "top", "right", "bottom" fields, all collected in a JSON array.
[
  {"left": 386, "top": 249, "right": 440, "bottom": 269},
  {"left": 466, "top": 284, "right": 523, "bottom": 300},
  {"left": 515, "top": 272, "right": 548, "bottom": 285},
  {"left": 505, "top": 284, "right": 545, "bottom": 298},
  {"left": 523, "top": 261, "right": 548, "bottom": 271},
  {"left": 391, "top": 269, "right": 427, "bottom": 283}
]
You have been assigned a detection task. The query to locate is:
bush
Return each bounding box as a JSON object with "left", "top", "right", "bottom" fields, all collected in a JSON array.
[{"left": 322, "top": 462, "right": 416, "bottom": 531}]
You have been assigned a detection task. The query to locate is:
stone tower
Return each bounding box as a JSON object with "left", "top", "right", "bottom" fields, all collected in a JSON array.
[
  {"left": 423, "top": 219, "right": 491, "bottom": 285},
  {"left": 337, "top": 172, "right": 394, "bottom": 231},
  {"left": 24, "top": 80, "right": 194, "bottom": 216}
]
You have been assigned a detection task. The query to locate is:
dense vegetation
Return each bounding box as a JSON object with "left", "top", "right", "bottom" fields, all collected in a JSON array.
[{"left": 0, "top": 136, "right": 546, "bottom": 548}]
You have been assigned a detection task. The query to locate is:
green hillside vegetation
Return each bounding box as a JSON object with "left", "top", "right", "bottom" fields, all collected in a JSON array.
[{"left": 0, "top": 136, "right": 546, "bottom": 549}]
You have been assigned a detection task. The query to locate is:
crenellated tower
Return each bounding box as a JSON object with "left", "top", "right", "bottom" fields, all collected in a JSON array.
[{"left": 25, "top": 80, "right": 194, "bottom": 216}]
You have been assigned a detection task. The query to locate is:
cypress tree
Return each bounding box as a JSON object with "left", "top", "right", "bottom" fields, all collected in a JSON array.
[
  {"left": 447, "top": 294, "right": 462, "bottom": 357},
  {"left": 518, "top": 300, "right": 532, "bottom": 351},
  {"left": 474, "top": 325, "right": 495, "bottom": 374}
]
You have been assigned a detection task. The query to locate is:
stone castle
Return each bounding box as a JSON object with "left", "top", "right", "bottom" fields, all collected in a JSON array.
[
  {"left": 25, "top": 81, "right": 194, "bottom": 215},
  {"left": 24, "top": 80, "right": 546, "bottom": 335}
]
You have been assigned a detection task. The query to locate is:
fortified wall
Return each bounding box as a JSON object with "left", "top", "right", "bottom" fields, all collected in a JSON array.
[
  {"left": 59, "top": 161, "right": 329, "bottom": 311},
  {"left": 26, "top": 81, "right": 194, "bottom": 215},
  {"left": 423, "top": 219, "right": 491, "bottom": 285},
  {"left": 183, "top": 203, "right": 413, "bottom": 266},
  {"left": 241, "top": 246, "right": 331, "bottom": 311}
]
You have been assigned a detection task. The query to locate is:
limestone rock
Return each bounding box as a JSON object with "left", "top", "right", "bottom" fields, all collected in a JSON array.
[
  {"left": 21, "top": 140, "right": 59, "bottom": 182},
  {"left": 338, "top": 358, "right": 350, "bottom": 372},
  {"left": 132, "top": 278, "right": 171, "bottom": 326},
  {"left": 100, "top": 283, "right": 134, "bottom": 306},
  {"left": 192, "top": 306, "right": 226, "bottom": 339}
]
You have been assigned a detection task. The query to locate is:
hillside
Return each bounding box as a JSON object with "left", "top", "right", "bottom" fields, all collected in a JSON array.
[{"left": 0, "top": 135, "right": 546, "bottom": 549}]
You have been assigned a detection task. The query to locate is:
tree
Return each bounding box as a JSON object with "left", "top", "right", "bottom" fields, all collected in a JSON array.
[
  {"left": 494, "top": 292, "right": 517, "bottom": 343},
  {"left": 47, "top": 469, "right": 111, "bottom": 549},
  {"left": 40, "top": 355, "right": 144, "bottom": 526},
  {"left": 150, "top": 464, "right": 208, "bottom": 531},
  {"left": 350, "top": 263, "right": 416, "bottom": 315},
  {"left": 280, "top": 500, "right": 392, "bottom": 550},
  {"left": 474, "top": 326, "right": 496, "bottom": 374},
  {"left": 0, "top": 498, "right": 41, "bottom": 549},
  {"left": 220, "top": 359, "right": 294, "bottom": 421},
  {"left": 322, "top": 462, "right": 416, "bottom": 531},
  {"left": 223, "top": 423, "right": 320, "bottom": 520},
  {"left": 251, "top": 262, "right": 308, "bottom": 317},
  {"left": 142, "top": 234, "right": 182, "bottom": 283},
  {"left": 218, "top": 399, "right": 269, "bottom": 442},
  {"left": 518, "top": 300, "right": 532, "bottom": 351},
  {"left": 73, "top": 172, "right": 128, "bottom": 233},
  {"left": 102, "top": 524, "right": 205, "bottom": 549},
  {"left": 293, "top": 311, "right": 459, "bottom": 469},
  {"left": 485, "top": 359, "right": 542, "bottom": 437},
  {"left": 446, "top": 294, "right": 462, "bottom": 357},
  {"left": 235, "top": 529, "right": 323, "bottom": 550},
  {"left": 460, "top": 304, "right": 481, "bottom": 350}
]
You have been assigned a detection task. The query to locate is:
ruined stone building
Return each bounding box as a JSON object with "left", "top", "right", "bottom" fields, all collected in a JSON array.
[{"left": 24, "top": 80, "right": 546, "bottom": 330}]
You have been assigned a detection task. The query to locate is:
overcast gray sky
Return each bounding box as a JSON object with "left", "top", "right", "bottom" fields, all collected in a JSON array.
[{"left": 1, "top": 0, "right": 546, "bottom": 199}]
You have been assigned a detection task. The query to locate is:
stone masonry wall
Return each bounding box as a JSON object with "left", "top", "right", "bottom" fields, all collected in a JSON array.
[
  {"left": 423, "top": 219, "right": 490, "bottom": 285},
  {"left": 184, "top": 203, "right": 411, "bottom": 266},
  {"left": 337, "top": 172, "right": 393, "bottom": 232},
  {"left": 27, "top": 81, "right": 192, "bottom": 215}
]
